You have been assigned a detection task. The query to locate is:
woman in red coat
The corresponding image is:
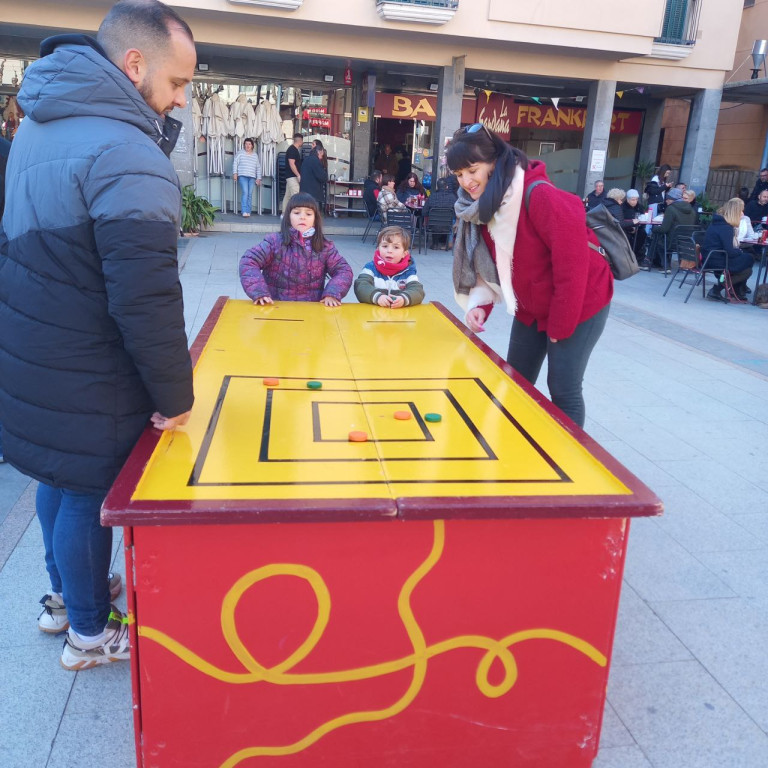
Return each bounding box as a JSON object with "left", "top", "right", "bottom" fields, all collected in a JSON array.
[{"left": 447, "top": 124, "right": 613, "bottom": 427}]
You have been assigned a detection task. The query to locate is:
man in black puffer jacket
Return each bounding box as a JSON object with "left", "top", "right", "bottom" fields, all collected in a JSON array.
[{"left": 0, "top": 0, "right": 196, "bottom": 670}]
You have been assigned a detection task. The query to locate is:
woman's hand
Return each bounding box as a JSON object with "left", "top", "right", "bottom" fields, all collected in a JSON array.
[
  {"left": 254, "top": 296, "right": 273, "bottom": 305},
  {"left": 233, "top": 173, "right": 238, "bottom": 180},
  {"left": 151, "top": 410, "right": 191, "bottom": 430},
  {"left": 256, "top": 179, "right": 262, "bottom": 186},
  {"left": 466, "top": 307, "right": 487, "bottom": 333},
  {"left": 321, "top": 296, "right": 341, "bottom": 307}
]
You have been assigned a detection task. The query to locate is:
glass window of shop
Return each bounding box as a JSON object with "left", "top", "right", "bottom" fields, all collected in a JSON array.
[
  {"left": 373, "top": 92, "right": 476, "bottom": 187},
  {"left": 191, "top": 79, "right": 354, "bottom": 214},
  {"left": 472, "top": 93, "right": 643, "bottom": 194}
]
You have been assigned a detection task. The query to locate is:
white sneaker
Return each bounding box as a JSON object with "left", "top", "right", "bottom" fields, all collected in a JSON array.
[
  {"left": 60, "top": 606, "right": 130, "bottom": 670},
  {"left": 38, "top": 572, "right": 123, "bottom": 633}
]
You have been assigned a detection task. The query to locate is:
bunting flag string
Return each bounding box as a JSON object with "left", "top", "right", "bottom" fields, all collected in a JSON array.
[{"left": 467, "top": 83, "right": 649, "bottom": 106}]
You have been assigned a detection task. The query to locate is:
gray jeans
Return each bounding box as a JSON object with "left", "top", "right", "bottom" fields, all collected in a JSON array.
[{"left": 506, "top": 304, "right": 609, "bottom": 428}]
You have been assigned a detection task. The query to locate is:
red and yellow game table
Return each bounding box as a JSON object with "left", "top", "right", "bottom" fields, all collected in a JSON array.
[{"left": 103, "top": 298, "right": 661, "bottom": 768}]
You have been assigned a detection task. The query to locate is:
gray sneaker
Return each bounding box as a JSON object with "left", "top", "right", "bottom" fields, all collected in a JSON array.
[
  {"left": 60, "top": 606, "right": 130, "bottom": 670},
  {"left": 38, "top": 572, "right": 123, "bottom": 633}
]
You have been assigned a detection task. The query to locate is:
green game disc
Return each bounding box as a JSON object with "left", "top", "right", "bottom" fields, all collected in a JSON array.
[
  {"left": 424, "top": 413, "right": 441, "bottom": 422},
  {"left": 307, "top": 380, "right": 323, "bottom": 389}
]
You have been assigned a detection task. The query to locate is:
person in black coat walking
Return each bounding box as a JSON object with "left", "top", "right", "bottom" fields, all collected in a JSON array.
[
  {"left": 299, "top": 147, "right": 328, "bottom": 208},
  {"left": 0, "top": 136, "right": 10, "bottom": 464}
]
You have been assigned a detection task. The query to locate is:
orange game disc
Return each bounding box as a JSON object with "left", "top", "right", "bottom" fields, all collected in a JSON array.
[
  {"left": 394, "top": 411, "right": 412, "bottom": 420},
  {"left": 263, "top": 377, "right": 279, "bottom": 387},
  {"left": 348, "top": 431, "right": 368, "bottom": 442}
]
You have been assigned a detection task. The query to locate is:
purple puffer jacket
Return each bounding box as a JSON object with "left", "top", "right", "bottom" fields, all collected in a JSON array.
[{"left": 239, "top": 230, "right": 353, "bottom": 302}]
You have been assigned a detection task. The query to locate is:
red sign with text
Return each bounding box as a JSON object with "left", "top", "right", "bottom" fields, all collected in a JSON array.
[
  {"left": 375, "top": 93, "right": 476, "bottom": 124},
  {"left": 510, "top": 103, "right": 642, "bottom": 134}
]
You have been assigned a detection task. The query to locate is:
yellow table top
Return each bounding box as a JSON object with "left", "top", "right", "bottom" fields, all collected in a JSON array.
[{"left": 117, "top": 300, "right": 656, "bottom": 521}]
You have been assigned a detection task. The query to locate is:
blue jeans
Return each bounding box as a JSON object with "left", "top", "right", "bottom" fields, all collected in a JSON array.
[
  {"left": 506, "top": 305, "right": 609, "bottom": 428},
  {"left": 239, "top": 175, "right": 255, "bottom": 215},
  {"left": 36, "top": 483, "right": 112, "bottom": 635}
]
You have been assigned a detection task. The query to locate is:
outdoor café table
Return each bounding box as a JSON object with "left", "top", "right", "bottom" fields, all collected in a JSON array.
[
  {"left": 103, "top": 298, "right": 661, "bottom": 768},
  {"left": 742, "top": 238, "right": 768, "bottom": 304},
  {"left": 405, "top": 198, "right": 425, "bottom": 252}
]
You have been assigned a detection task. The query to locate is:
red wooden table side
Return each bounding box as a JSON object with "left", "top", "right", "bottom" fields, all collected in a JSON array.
[{"left": 129, "top": 515, "right": 628, "bottom": 768}]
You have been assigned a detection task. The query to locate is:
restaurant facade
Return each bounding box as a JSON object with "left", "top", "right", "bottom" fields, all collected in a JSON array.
[{"left": 0, "top": 0, "right": 745, "bottom": 208}]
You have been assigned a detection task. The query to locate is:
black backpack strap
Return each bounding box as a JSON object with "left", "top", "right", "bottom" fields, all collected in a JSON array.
[{"left": 524, "top": 179, "right": 553, "bottom": 210}]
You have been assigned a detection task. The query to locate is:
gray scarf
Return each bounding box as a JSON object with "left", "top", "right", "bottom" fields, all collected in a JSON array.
[{"left": 452, "top": 190, "right": 501, "bottom": 307}]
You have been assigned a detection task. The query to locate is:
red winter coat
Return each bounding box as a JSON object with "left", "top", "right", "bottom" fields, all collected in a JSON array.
[{"left": 483, "top": 161, "right": 613, "bottom": 341}]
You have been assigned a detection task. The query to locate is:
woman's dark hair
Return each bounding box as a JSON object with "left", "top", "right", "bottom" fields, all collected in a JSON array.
[
  {"left": 657, "top": 164, "right": 672, "bottom": 179},
  {"left": 397, "top": 172, "right": 425, "bottom": 195},
  {"left": 243, "top": 138, "right": 254, "bottom": 149},
  {"left": 738, "top": 186, "right": 750, "bottom": 203},
  {"left": 313, "top": 139, "right": 324, "bottom": 152},
  {"left": 281, "top": 193, "right": 326, "bottom": 253},
  {"left": 382, "top": 174, "right": 395, "bottom": 186},
  {"left": 370, "top": 171, "right": 383, "bottom": 184},
  {"left": 445, "top": 125, "right": 528, "bottom": 174}
]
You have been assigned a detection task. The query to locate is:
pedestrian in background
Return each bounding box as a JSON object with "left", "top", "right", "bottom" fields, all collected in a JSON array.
[
  {"left": 0, "top": 0, "right": 196, "bottom": 670},
  {"left": 0, "top": 136, "right": 10, "bottom": 464},
  {"left": 232, "top": 137, "right": 261, "bottom": 217}
]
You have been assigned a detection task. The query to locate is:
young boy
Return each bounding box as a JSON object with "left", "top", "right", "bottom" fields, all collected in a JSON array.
[{"left": 354, "top": 226, "right": 425, "bottom": 308}]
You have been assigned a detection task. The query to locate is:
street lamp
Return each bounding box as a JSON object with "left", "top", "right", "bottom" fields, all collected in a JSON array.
[{"left": 751, "top": 39, "right": 767, "bottom": 79}]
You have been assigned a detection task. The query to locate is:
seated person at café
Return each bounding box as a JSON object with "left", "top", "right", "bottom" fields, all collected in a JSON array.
[
  {"left": 750, "top": 167, "right": 768, "bottom": 200},
  {"left": 702, "top": 198, "right": 754, "bottom": 302},
  {"left": 621, "top": 189, "right": 647, "bottom": 259},
  {"left": 744, "top": 189, "right": 768, "bottom": 223},
  {"left": 422, "top": 176, "right": 458, "bottom": 248},
  {"left": 377, "top": 174, "right": 408, "bottom": 223},
  {"left": 738, "top": 186, "right": 751, "bottom": 206},
  {"left": 602, "top": 188, "right": 625, "bottom": 220},
  {"left": 363, "top": 171, "right": 382, "bottom": 217},
  {"left": 683, "top": 189, "right": 700, "bottom": 222},
  {"left": 584, "top": 179, "right": 606, "bottom": 211},
  {"left": 396, "top": 172, "right": 426, "bottom": 203},
  {"left": 640, "top": 187, "right": 696, "bottom": 270}
]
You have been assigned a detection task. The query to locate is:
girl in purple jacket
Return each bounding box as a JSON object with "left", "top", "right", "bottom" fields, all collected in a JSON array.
[{"left": 239, "top": 193, "right": 353, "bottom": 306}]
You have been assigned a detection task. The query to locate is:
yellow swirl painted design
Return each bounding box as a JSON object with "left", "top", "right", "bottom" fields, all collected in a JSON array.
[{"left": 138, "top": 520, "right": 607, "bottom": 767}]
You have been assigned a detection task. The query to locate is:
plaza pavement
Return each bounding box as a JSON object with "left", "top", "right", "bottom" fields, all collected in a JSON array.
[{"left": 2, "top": 217, "right": 768, "bottom": 767}]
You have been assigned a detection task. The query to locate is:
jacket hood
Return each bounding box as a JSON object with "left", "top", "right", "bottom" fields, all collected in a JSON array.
[{"left": 18, "top": 35, "right": 166, "bottom": 145}]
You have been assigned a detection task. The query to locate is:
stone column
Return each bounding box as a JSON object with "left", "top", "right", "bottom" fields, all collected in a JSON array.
[
  {"left": 679, "top": 88, "right": 722, "bottom": 194},
  {"left": 637, "top": 98, "right": 665, "bottom": 165},
  {"left": 169, "top": 85, "right": 196, "bottom": 190},
  {"left": 351, "top": 77, "right": 372, "bottom": 181},
  {"left": 577, "top": 79, "right": 616, "bottom": 198},
  {"left": 432, "top": 55, "right": 465, "bottom": 183}
]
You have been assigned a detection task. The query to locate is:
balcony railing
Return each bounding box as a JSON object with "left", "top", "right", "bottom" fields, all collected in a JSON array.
[
  {"left": 650, "top": 0, "right": 700, "bottom": 59},
  {"left": 376, "top": 0, "right": 459, "bottom": 25},
  {"left": 654, "top": 0, "right": 700, "bottom": 45},
  {"left": 228, "top": 0, "right": 303, "bottom": 9}
]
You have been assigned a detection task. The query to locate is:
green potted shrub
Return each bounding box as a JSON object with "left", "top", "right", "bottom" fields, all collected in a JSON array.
[{"left": 181, "top": 185, "right": 216, "bottom": 235}]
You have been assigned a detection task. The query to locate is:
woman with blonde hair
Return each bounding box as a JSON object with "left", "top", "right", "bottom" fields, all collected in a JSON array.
[
  {"left": 602, "top": 188, "right": 625, "bottom": 221},
  {"left": 701, "top": 197, "right": 753, "bottom": 301}
]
